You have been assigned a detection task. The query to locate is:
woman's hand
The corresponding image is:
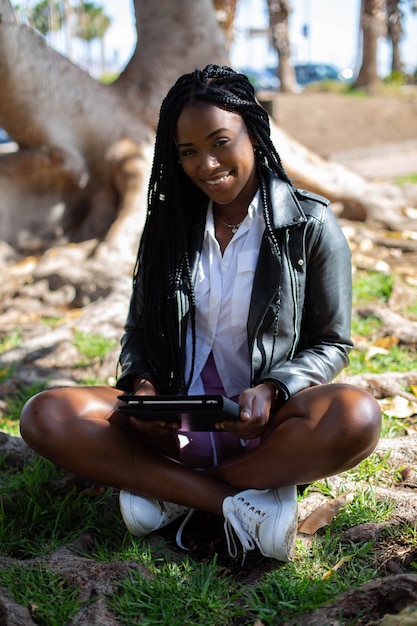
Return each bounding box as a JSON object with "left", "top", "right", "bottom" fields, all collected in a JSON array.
[
  {"left": 128, "top": 416, "right": 180, "bottom": 437},
  {"left": 124, "top": 377, "right": 180, "bottom": 436},
  {"left": 215, "top": 382, "right": 276, "bottom": 439}
]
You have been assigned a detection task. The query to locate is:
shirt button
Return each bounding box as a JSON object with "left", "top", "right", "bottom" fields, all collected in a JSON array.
[
  {"left": 298, "top": 259, "right": 304, "bottom": 266},
  {"left": 211, "top": 298, "right": 218, "bottom": 307}
]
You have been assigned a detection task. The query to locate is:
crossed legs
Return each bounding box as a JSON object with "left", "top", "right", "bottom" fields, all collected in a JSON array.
[{"left": 20, "top": 383, "right": 381, "bottom": 517}]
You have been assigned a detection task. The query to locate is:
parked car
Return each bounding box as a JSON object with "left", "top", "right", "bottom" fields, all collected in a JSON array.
[
  {"left": 0, "top": 128, "right": 12, "bottom": 143},
  {"left": 294, "top": 63, "right": 353, "bottom": 86},
  {"left": 240, "top": 67, "right": 280, "bottom": 91}
]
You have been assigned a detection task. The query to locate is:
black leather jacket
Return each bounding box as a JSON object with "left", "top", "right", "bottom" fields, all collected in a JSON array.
[{"left": 117, "top": 173, "right": 353, "bottom": 404}]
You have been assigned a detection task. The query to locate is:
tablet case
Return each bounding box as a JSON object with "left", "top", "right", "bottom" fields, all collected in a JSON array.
[{"left": 117, "top": 394, "right": 240, "bottom": 432}]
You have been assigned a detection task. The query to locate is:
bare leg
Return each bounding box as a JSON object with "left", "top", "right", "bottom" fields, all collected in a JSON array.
[
  {"left": 20, "top": 383, "right": 381, "bottom": 517},
  {"left": 209, "top": 384, "right": 382, "bottom": 489},
  {"left": 19, "top": 387, "right": 233, "bottom": 515}
]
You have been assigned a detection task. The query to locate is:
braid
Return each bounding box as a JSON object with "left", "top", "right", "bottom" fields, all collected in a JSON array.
[{"left": 136, "top": 64, "right": 292, "bottom": 394}]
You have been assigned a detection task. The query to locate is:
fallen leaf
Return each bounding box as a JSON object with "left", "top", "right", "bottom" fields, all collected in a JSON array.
[
  {"left": 322, "top": 552, "right": 358, "bottom": 580},
  {"left": 297, "top": 493, "right": 354, "bottom": 535},
  {"left": 366, "top": 346, "right": 389, "bottom": 360},
  {"left": 372, "top": 336, "right": 399, "bottom": 349},
  {"left": 378, "top": 395, "right": 417, "bottom": 419}
]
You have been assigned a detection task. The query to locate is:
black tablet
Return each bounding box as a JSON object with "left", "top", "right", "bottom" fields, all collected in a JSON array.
[{"left": 117, "top": 394, "right": 240, "bottom": 432}]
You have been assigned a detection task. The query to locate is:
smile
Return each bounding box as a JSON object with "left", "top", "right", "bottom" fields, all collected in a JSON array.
[{"left": 205, "top": 173, "right": 231, "bottom": 186}]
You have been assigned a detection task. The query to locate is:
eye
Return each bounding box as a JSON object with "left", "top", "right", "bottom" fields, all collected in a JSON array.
[
  {"left": 179, "top": 148, "right": 196, "bottom": 158},
  {"left": 214, "top": 137, "right": 229, "bottom": 148}
]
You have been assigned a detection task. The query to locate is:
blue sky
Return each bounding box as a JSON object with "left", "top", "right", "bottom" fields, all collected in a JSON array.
[{"left": 57, "top": 0, "right": 417, "bottom": 76}]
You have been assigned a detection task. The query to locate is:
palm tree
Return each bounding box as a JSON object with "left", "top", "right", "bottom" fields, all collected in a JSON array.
[
  {"left": 266, "top": 0, "right": 297, "bottom": 93},
  {"left": 75, "top": 1, "right": 111, "bottom": 74},
  {"left": 354, "top": 0, "right": 386, "bottom": 92},
  {"left": 28, "top": 0, "right": 63, "bottom": 37},
  {"left": 386, "top": 0, "right": 404, "bottom": 73}
]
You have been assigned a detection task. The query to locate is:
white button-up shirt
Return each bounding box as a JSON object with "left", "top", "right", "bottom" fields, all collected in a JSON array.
[{"left": 185, "top": 191, "right": 265, "bottom": 397}]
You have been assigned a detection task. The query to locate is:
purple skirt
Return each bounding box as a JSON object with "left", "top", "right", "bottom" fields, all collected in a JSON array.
[{"left": 178, "top": 353, "right": 260, "bottom": 468}]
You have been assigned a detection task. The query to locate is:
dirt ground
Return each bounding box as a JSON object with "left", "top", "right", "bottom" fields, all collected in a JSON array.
[{"left": 260, "top": 88, "right": 417, "bottom": 179}]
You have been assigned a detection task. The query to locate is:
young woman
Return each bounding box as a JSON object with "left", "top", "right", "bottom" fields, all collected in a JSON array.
[{"left": 20, "top": 65, "right": 381, "bottom": 562}]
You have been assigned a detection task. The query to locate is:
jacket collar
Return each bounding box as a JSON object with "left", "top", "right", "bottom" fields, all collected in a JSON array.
[
  {"left": 266, "top": 171, "right": 307, "bottom": 230},
  {"left": 188, "top": 173, "right": 305, "bottom": 279}
]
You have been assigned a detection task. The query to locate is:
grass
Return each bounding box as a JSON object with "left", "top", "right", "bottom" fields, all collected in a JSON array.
[
  {"left": 73, "top": 330, "right": 118, "bottom": 366},
  {"left": 0, "top": 564, "right": 82, "bottom": 625},
  {"left": 249, "top": 539, "right": 376, "bottom": 624},
  {"left": 394, "top": 173, "right": 417, "bottom": 185},
  {"left": 0, "top": 331, "right": 22, "bottom": 353},
  {"left": 0, "top": 444, "right": 407, "bottom": 624},
  {"left": 344, "top": 269, "right": 417, "bottom": 379},
  {"left": 107, "top": 557, "right": 245, "bottom": 626},
  {"left": 346, "top": 344, "right": 417, "bottom": 377},
  {"left": 352, "top": 269, "right": 394, "bottom": 306},
  {"left": 0, "top": 380, "right": 47, "bottom": 436}
]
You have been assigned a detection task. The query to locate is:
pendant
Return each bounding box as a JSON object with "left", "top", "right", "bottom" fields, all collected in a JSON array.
[{"left": 231, "top": 226, "right": 238, "bottom": 234}]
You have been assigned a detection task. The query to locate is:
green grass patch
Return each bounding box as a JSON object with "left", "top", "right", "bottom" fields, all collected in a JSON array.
[
  {"left": 73, "top": 330, "right": 117, "bottom": 366},
  {"left": 0, "top": 364, "right": 15, "bottom": 384},
  {"left": 108, "top": 557, "right": 244, "bottom": 626},
  {"left": 41, "top": 316, "right": 63, "bottom": 327},
  {"left": 0, "top": 331, "right": 22, "bottom": 353},
  {"left": 351, "top": 314, "right": 382, "bottom": 339},
  {"left": 249, "top": 538, "right": 375, "bottom": 623},
  {"left": 0, "top": 564, "right": 82, "bottom": 625},
  {"left": 345, "top": 344, "right": 417, "bottom": 377},
  {"left": 1, "top": 380, "right": 47, "bottom": 435},
  {"left": 0, "top": 456, "right": 121, "bottom": 559},
  {"left": 352, "top": 270, "right": 394, "bottom": 306},
  {"left": 394, "top": 172, "right": 417, "bottom": 185}
]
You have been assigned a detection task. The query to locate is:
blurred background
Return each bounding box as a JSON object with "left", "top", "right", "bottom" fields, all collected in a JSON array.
[{"left": 10, "top": 0, "right": 417, "bottom": 87}]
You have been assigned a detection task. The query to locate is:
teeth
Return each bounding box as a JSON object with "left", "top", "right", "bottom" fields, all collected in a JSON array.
[{"left": 206, "top": 174, "right": 229, "bottom": 186}]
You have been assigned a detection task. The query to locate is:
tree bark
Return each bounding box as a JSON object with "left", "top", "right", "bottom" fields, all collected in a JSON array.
[
  {"left": 266, "top": 0, "right": 297, "bottom": 93},
  {"left": 355, "top": 0, "right": 386, "bottom": 92},
  {"left": 112, "top": 0, "right": 228, "bottom": 129},
  {"left": 386, "top": 0, "right": 403, "bottom": 73},
  {"left": 0, "top": 0, "right": 228, "bottom": 260}
]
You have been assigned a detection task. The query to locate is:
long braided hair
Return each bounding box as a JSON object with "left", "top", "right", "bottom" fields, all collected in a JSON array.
[{"left": 135, "top": 64, "right": 293, "bottom": 393}]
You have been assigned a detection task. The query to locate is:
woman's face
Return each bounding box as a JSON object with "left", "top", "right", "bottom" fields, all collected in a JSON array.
[{"left": 175, "top": 102, "right": 258, "bottom": 213}]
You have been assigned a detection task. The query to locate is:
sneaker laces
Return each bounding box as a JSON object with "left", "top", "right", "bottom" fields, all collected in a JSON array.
[
  {"left": 223, "top": 508, "right": 256, "bottom": 563},
  {"left": 175, "top": 508, "right": 195, "bottom": 550}
]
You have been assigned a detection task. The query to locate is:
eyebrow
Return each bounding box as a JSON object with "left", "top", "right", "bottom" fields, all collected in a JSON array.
[{"left": 176, "top": 127, "right": 229, "bottom": 148}]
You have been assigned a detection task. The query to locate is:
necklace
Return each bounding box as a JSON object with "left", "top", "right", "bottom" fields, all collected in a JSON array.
[{"left": 215, "top": 215, "right": 243, "bottom": 234}]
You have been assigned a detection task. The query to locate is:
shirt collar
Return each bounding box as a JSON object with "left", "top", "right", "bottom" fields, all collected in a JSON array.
[{"left": 205, "top": 190, "right": 262, "bottom": 237}]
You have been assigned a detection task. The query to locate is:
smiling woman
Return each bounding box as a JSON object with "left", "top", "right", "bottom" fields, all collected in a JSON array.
[
  {"left": 20, "top": 64, "right": 382, "bottom": 565},
  {"left": 176, "top": 103, "right": 258, "bottom": 236}
]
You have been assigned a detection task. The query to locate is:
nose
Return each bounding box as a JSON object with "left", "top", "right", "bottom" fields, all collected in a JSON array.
[{"left": 199, "top": 151, "right": 219, "bottom": 174}]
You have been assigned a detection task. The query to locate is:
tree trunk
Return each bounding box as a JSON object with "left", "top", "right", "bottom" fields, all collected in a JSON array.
[
  {"left": 0, "top": 0, "right": 414, "bottom": 266},
  {"left": 266, "top": 0, "right": 297, "bottom": 93},
  {"left": 112, "top": 0, "right": 229, "bottom": 129},
  {"left": 0, "top": 0, "right": 228, "bottom": 260},
  {"left": 354, "top": 0, "right": 386, "bottom": 92},
  {"left": 386, "top": 0, "right": 403, "bottom": 73},
  {"left": 212, "top": 0, "right": 238, "bottom": 51}
]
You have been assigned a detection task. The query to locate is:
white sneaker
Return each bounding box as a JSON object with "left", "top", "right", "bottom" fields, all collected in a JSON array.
[
  {"left": 222, "top": 486, "right": 298, "bottom": 562},
  {"left": 119, "top": 490, "right": 191, "bottom": 536}
]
